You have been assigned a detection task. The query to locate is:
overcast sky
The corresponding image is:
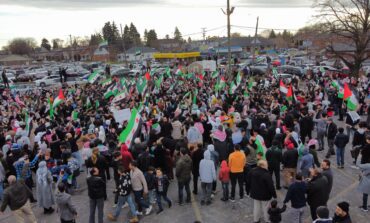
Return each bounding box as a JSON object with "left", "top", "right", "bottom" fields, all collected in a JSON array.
[{"left": 0, "top": 0, "right": 316, "bottom": 48}]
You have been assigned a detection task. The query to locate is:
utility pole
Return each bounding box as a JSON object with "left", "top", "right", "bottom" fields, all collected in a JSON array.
[
  {"left": 120, "top": 24, "right": 128, "bottom": 67},
  {"left": 222, "top": 0, "right": 235, "bottom": 78},
  {"left": 69, "top": 34, "right": 74, "bottom": 61},
  {"left": 201, "top": 27, "right": 207, "bottom": 41},
  {"left": 252, "top": 17, "right": 259, "bottom": 64}
]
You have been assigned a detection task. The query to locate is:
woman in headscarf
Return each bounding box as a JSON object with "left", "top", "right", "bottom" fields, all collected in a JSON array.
[{"left": 36, "top": 161, "right": 55, "bottom": 214}]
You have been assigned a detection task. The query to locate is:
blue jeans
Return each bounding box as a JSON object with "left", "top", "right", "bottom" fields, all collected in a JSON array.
[
  {"left": 148, "top": 189, "right": 156, "bottom": 204},
  {"left": 221, "top": 182, "right": 229, "bottom": 200},
  {"left": 336, "top": 147, "right": 345, "bottom": 166},
  {"left": 0, "top": 181, "right": 3, "bottom": 200},
  {"left": 178, "top": 179, "right": 191, "bottom": 203},
  {"left": 156, "top": 192, "right": 171, "bottom": 210},
  {"left": 89, "top": 198, "right": 104, "bottom": 223},
  {"left": 72, "top": 151, "right": 83, "bottom": 170},
  {"left": 133, "top": 190, "right": 149, "bottom": 212},
  {"left": 113, "top": 194, "right": 137, "bottom": 218}
]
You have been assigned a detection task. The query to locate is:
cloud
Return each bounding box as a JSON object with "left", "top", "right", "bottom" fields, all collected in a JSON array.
[{"left": 0, "top": 0, "right": 313, "bottom": 9}]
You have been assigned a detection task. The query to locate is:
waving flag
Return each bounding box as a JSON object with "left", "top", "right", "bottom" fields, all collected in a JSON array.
[
  {"left": 85, "top": 97, "right": 92, "bottom": 108},
  {"left": 136, "top": 77, "right": 147, "bottom": 95},
  {"left": 100, "top": 78, "right": 112, "bottom": 87},
  {"left": 165, "top": 67, "right": 171, "bottom": 78},
  {"left": 279, "top": 80, "right": 288, "bottom": 94},
  {"left": 193, "top": 89, "right": 198, "bottom": 105},
  {"left": 88, "top": 70, "right": 100, "bottom": 84},
  {"left": 155, "top": 74, "right": 163, "bottom": 89},
  {"left": 118, "top": 108, "right": 141, "bottom": 148},
  {"left": 235, "top": 71, "right": 242, "bottom": 87},
  {"left": 255, "top": 135, "right": 266, "bottom": 158},
  {"left": 111, "top": 91, "right": 127, "bottom": 104},
  {"left": 287, "top": 85, "right": 293, "bottom": 101},
  {"left": 343, "top": 83, "right": 352, "bottom": 101},
  {"left": 211, "top": 71, "right": 219, "bottom": 79},
  {"left": 53, "top": 89, "right": 65, "bottom": 108},
  {"left": 71, "top": 111, "right": 79, "bottom": 121},
  {"left": 48, "top": 98, "right": 54, "bottom": 119}
]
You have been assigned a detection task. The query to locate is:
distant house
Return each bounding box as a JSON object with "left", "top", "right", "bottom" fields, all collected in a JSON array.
[
  {"left": 151, "top": 39, "right": 185, "bottom": 52},
  {"left": 0, "top": 54, "right": 32, "bottom": 66},
  {"left": 92, "top": 46, "right": 110, "bottom": 62},
  {"left": 216, "top": 37, "right": 273, "bottom": 52},
  {"left": 117, "top": 47, "right": 159, "bottom": 62}
]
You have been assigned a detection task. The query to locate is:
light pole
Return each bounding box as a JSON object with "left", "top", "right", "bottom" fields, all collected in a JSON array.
[{"left": 222, "top": 0, "right": 235, "bottom": 78}]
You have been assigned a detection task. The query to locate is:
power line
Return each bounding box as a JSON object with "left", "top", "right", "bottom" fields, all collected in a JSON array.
[
  {"left": 232, "top": 24, "right": 299, "bottom": 32},
  {"left": 181, "top": 26, "right": 226, "bottom": 37}
]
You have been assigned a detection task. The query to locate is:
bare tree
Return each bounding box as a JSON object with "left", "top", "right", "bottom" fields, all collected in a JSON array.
[{"left": 315, "top": 0, "right": 370, "bottom": 76}]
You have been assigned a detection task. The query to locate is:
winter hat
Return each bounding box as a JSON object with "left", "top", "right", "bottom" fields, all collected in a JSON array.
[
  {"left": 5, "top": 135, "right": 12, "bottom": 141},
  {"left": 275, "top": 128, "right": 281, "bottom": 134},
  {"left": 337, "top": 202, "right": 350, "bottom": 213},
  {"left": 316, "top": 206, "right": 329, "bottom": 219},
  {"left": 308, "top": 139, "right": 318, "bottom": 147}
]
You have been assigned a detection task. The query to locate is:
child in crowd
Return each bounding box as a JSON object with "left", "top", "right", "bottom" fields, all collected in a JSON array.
[
  {"left": 267, "top": 199, "right": 286, "bottom": 223},
  {"left": 218, "top": 160, "right": 230, "bottom": 202},
  {"left": 154, "top": 168, "right": 171, "bottom": 214}
]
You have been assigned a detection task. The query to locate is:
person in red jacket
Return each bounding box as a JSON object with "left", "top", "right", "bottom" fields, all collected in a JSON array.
[
  {"left": 120, "top": 144, "right": 133, "bottom": 171},
  {"left": 219, "top": 160, "right": 230, "bottom": 202}
]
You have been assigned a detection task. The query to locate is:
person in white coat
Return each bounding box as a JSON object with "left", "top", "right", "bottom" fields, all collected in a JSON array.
[{"left": 199, "top": 150, "right": 216, "bottom": 205}]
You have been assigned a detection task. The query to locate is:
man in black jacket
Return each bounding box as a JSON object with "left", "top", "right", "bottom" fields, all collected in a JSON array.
[
  {"left": 87, "top": 167, "right": 107, "bottom": 223},
  {"left": 306, "top": 168, "right": 329, "bottom": 220},
  {"left": 334, "top": 127, "right": 349, "bottom": 168},
  {"left": 282, "top": 146, "right": 298, "bottom": 188},
  {"left": 247, "top": 160, "right": 277, "bottom": 223},
  {"left": 0, "top": 175, "right": 37, "bottom": 222},
  {"left": 325, "top": 118, "right": 337, "bottom": 158},
  {"left": 266, "top": 140, "right": 282, "bottom": 190}
]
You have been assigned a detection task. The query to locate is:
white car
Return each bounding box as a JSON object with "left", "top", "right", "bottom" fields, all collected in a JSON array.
[
  {"left": 34, "top": 75, "right": 60, "bottom": 87},
  {"left": 27, "top": 68, "right": 48, "bottom": 79}
]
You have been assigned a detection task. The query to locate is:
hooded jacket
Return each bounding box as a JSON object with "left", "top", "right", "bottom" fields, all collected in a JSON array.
[
  {"left": 206, "top": 145, "right": 219, "bottom": 169},
  {"left": 120, "top": 144, "right": 133, "bottom": 171},
  {"left": 298, "top": 148, "right": 314, "bottom": 177},
  {"left": 219, "top": 160, "right": 230, "bottom": 183},
  {"left": 55, "top": 190, "right": 77, "bottom": 221},
  {"left": 171, "top": 120, "right": 183, "bottom": 140},
  {"left": 0, "top": 181, "right": 34, "bottom": 211},
  {"left": 199, "top": 150, "right": 217, "bottom": 183}
]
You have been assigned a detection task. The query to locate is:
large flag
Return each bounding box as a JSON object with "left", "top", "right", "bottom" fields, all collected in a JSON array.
[
  {"left": 88, "top": 70, "right": 100, "bottom": 84},
  {"left": 287, "top": 85, "right": 293, "bottom": 101},
  {"left": 347, "top": 94, "right": 359, "bottom": 111},
  {"left": 101, "top": 78, "right": 112, "bottom": 87},
  {"left": 53, "top": 89, "right": 65, "bottom": 108},
  {"left": 279, "top": 80, "right": 288, "bottom": 94},
  {"left": 118, "top": 108, "right": 141, "bottom": 148},
  {"left": 104, "top": 85, "right": 119, "bottom": 99},
  {"left": 136, "top": 77, "right": 147, "bottom": 95},
  {"left": 343, "top": 83, "right": 352, "bottom": 101},
  {"left": 235, "top": 71, "right": 242, "bottom": 86},
  {"left": 111, "top": 91, "right": 127, "bottom": 104}
]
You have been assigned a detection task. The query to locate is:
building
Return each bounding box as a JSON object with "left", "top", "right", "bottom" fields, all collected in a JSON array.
[
  {"left": 117, "top": 46, "right": 159, "bottom": 62},
  {"left": 0, "top": 54, "right": 32, "bottom": 66},
  {"left": 151, "top": 39, "right": 185, "bottom": 52}
]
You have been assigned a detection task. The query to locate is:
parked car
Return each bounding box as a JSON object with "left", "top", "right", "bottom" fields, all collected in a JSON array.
[
  {"left": 278, "top": 65, "right": 304, "bottom": 77},
  {"left": 111, "top": 68, "right": 131, "bottom": 77},
  {"left": 250, "top": 63, "right": 268, "bottom": 73},
  {"left": 34, "top": 75, "right": 60, "bottom": 87},
  {"left": 26, "top": 68, "right": 48, "bottom": 79}
]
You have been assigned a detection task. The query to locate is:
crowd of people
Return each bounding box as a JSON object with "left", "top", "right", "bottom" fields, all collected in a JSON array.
[{"left": 0, "top": 65, "right": 369, "bottom": 223}]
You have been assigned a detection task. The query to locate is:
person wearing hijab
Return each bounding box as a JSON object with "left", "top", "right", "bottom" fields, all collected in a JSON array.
[{"left": 36, "top": 161, "right": 55, "bottom": 214}]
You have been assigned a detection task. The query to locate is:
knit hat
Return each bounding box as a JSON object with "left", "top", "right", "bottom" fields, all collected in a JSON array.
[
  {"left": 316, "top": 206, "right": 329, "bottom": 219},
  {"left": 337, "top": 201, "right": 350, "bottom": 213}
]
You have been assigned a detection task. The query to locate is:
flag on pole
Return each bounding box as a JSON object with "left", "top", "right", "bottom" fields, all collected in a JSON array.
[
  {"left": 53, "top": 89, "right": 65, "bottom": 109},
  {"left": 287, "top": 85, "right": 293, "bottom": 101},
  {"left": 99, "top": 40, "right": 108, "bottom": 47},
  {"left": 88, "top": 70, "right": 100, "bottom": 84},
  {"left": 135, "top": 50, "right": 141, "bottom": 56},
  {"left": 104, "top": 85, "right": 119, "bottom": 99},
  {"left": 136, "top": 77, "right": 147, "bottom": 95},
  {"left": 343, "top": 83, "right": 352, "bottom": 101},
  {"left": 155, "top": 74, "right": 163, "bottom": 89},
  {"left": 235, "top": 71, "right": 242, "bottom": 86},
  {"left": 229, "top": 81, "right": 237, "bottom": 94},
  {"left": 111, "top": 91, "right": 127, "bottom": 104},
  {"left": 248, "top": 77, "right": 254, "bottom": 90},
  {"left": 272, "top": 67, "right": 278, "bottom": 77},
  {"left": 193, "top": 89, "right": 198, "bottom": 105},
  {"left": 211, "top": 71, "right": 219, "bottom": 79},
  {"left": 95, "top": 100, "right": 100, "bottom": 109},
  {"left": 165, "top": 67, "right": 171, "bottom": 78},
  {"left": 347, "top": 94, "right": 358, "bottom": 111},
  {"left": 279, "top": 80, "right": 288, "bottom": 94},
  {"left": 118, "top": 108, "right": 141, "bottom": 148}
]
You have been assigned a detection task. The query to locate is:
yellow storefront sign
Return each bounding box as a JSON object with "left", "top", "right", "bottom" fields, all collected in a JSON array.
[{"left": 153, "top": 52, "right": 200, "bottom": 59}]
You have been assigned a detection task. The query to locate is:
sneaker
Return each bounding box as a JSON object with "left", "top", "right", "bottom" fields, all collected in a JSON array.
[
  {"left": 136, "top": 211, "right": 143, "bottom": 216},
  {"left": 107, "top": 213, "right": 117, "bottom": 221},
  {"left": 210, "top": 194, "right": 215, "bottom": 199},
  {"left": 122, "top": 203, "right": 128, "bottom": 209},
  {"left": 112, "top": 204, "right": 117, "bottom": 208},
  {"left": 145, "top": 205, "right": 153, "bottom": 215},
  {"left": 168, "top": 200, "right": 172, "bottom": 208},
  {"left": 361, "top": 208, "right": 369, "bottom": 212},
  {"left": 156, "top": 208, "right": 163, "bottom": 214},
  {"left": 129, "top": 216, "right": 139, "bottom": 223},
  {"left": 230, "top": 198, "right": 235, "bottom": 202}
]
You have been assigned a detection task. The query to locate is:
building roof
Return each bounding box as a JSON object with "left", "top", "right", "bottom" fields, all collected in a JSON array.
[
  {"left": 0, "top": 54, "right": 31, "bottom": 62},
  {"left": 217, "top": 37, "right": 273, "bottom": 47},
  {"left": 126, "top": 46, "right": 158, "bottom": 54}
]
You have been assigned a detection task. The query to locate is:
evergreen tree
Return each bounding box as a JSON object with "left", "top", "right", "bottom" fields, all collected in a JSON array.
[
  {"left": 123, "top": 25, "right": 133, "bottom": 49},
  {"left": 144, "top": 29, "right": 148, "bottom": 43},
  {"left": 146, "top": 29, "right": 158, "bottom": 47},
  {"left": 41, "top": 38, "right": 51, "bottom": 51},
  {"left": 269, "top": 29, "right": 276, "bottom": 39},
  {"left": 89, "top": 33, "right": 103, "bottom": 46},
  {"left": 174, "top": 27, "right": 182, "bottom": 41},
  {"left": 129, "top": 23, "right": 141, "bottom": 46}
]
